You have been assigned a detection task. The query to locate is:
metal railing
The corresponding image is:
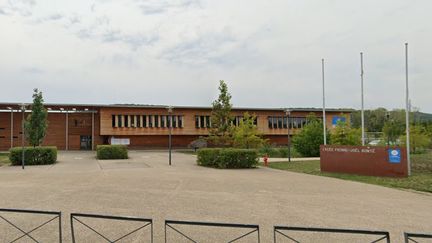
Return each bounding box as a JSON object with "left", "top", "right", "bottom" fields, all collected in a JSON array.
[
  {"left": 0, "top": 208, "right": 62, "bottom": 243},
  {"left": 165, "top": 219, "right": 260, "bottom": 243},
  {"left": 70, "top": 213, "right": 153, "bottom": 243},
  {"left": 404, "top": 232, "right": 432, "bottom": 243},
  {"left": 274, "top": 226, "right": 390, "bottom": 243}
]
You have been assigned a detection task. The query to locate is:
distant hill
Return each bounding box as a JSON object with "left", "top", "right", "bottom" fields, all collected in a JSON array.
[{"left": 414, "top": 112, "right": 432, "bottom": 123}]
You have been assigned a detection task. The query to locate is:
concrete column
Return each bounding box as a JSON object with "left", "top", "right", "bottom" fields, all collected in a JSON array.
[
  {"left": 10, "top": 109, "right": 13, "bottom": 148},
  {"left": 92, "top": 112, "right": 95, "bottom": 151},
  {"left": 65, "top": 110, "right": 69, "bottom": 150}
]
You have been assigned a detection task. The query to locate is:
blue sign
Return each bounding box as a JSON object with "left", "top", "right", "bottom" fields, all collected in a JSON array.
[
  {"left": 332, "top": 116, "right": 346, "bottom": 125},
  {"left": 388, "top": 148, "right": 401, "bottom": 163}
]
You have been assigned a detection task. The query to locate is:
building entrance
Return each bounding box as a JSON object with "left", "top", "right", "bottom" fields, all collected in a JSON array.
[{"left": 80, "top": 136, "right": 92, "bottom": 150}]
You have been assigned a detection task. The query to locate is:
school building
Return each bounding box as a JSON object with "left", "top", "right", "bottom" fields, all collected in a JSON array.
[{"left": 0, "top": 102, "right": 352, "bottom": 151}]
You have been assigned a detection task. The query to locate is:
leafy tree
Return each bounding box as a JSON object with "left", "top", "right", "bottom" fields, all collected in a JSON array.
[
  {"left": 331, "top": 121, "right": 361, "bottom": 146},
  {"left": 292, "top": 113, "right": 326, "bottom": 157},
  {"left": 232, "top": 112, "right": 266, "bottom": 149},
  {"left": 25, "top": 89, "right": 48, "bottom": 147},
  {"left": 382, "top": 119, "right": 404, "bottom": 145},
  {"left": 401, "top": 125, "right": 431, "bottom": 153},
  {"left": 208, "top": 80, "right": 234, "bottom": 146}
]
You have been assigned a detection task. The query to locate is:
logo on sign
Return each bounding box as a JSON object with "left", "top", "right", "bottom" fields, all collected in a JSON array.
[{"left": 388, "top": 149, "right": 401, "bottom": 163}]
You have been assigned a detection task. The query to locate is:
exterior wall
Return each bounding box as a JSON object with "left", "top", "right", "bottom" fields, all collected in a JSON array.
[
  {"left": 0, "top": 111, "right": 101, "bottom": 151},
  {"left": 0, "top": 106, "right": 352, "bottom": 151},
  {"left": 320, "top": 145, "right": 408, "bottom": 177}
]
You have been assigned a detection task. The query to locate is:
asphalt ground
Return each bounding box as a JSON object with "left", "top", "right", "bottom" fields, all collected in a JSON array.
[{"left": 0, "top": 151, "right": 430, "bottom": 242}]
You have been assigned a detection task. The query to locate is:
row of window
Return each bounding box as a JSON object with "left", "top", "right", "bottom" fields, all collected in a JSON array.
[
  {"left": 111, "top": 115, "right": 314, "bottom": 129},
  {"left": 112, "top": 115, "right": 184, "bottom": 128},
  {"left": 268, "top": 116, "right": 317, "bottom": 129},
  {"left": 194, "top": 116, "right": 259, "bottom": 128}
]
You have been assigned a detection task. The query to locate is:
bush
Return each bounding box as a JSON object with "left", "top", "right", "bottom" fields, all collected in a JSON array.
[
  {"left": 258, "top": 145, "right": 302, "bottom": 158},
  {"left": 9, "top": 146, "right": 57, "bottom": 166},
  {"left": 97, "top": 145, "right": 128, "bottom": 159},
  {"left": 197, "top": 148, "right": 258, "bottom": 168}
]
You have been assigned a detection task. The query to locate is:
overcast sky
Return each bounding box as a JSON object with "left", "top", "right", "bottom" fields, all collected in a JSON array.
[{"left": 1, "top": 0, "right": 431, "bottom": 112}]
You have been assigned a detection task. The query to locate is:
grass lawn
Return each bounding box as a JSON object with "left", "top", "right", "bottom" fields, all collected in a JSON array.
[
  {"left": 0, "top": 153, "right": 10, "bottom": 166},
  {"left": 266, "top": 151, "right": 432, "bottom": 193}
]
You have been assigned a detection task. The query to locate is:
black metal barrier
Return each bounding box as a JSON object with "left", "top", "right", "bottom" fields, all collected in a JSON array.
[
  {"left": 0, "top": 208, "right": 62, "bottom": 243},
  {"left": 274, "top": 226, "right": 390, "bottom": 243},
  {"left": 165, "top": 219, "right": 260, "bottom": 243},
  {"left": 70, "top": 213, "right": 153, "bottom": 243},
  {"left": 404, "top": 232, "right": 432, "bottom": 243}
]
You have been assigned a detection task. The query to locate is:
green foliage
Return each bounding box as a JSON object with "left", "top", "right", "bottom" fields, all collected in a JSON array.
[
  {"left": 292, "top": 113, "right": 325, "bottom": 157},
  {"left": 258, "top": 145, "right": 302, "bottom": 158},
  {"left": 96, "top": 145, "right": 128, "bottom": 159},
  {"left": 197, "top": 148, "right": 258, "bottom": 168},
  {"left": 25, "top": 88, "right": 48, "bottom": 147},
  {"left": 331, "top": 121, "right": 361, "bottom": 145},
  {"left": 9, "top": 146, "right": 57, "bottom": 165},
  {"left": 382, "top": 119, "right": 404, "bottom": 145},
  {"left": 232, "top": 112, "right": 266, "bottom": 149},
  {"left": 208, "top": 80, "right": 234, "bottom": 147},
  {"left": 267, "top": 150, "right": 432, "bottom": 193},
  {"left": 401, "top": 125, "right": 431, "bottom": 154}
]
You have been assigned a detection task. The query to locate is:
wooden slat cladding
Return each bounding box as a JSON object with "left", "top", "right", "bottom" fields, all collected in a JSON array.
[{"left": 100, "top": 107, "right": 350, "bottom": 136}]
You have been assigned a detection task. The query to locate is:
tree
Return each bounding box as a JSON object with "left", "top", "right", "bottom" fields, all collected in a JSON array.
[
  {"left": 292, "top": 113, "right": 326, "bottom": 157},
  {"left": 208, "top": 80, "right": 234, "bottom": 146},
  {"left": 382, "top": 119, "right": 404, "bottom": 145},
  {"left": 331, "top": 121, "right": 361, "bottom": 146},
  {"left": 25, "top": 89, "right": 48, "bottom": 147},
  {"left": 401, "top": 125, "right": 431, "bottom": 153},
  {"left": 232, "top": 112, "right": 266, "bottom": 149}
]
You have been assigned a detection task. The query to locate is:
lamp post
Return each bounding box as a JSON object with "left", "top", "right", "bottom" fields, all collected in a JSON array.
[
  {"left": 21, "top": 103, "right": 26, "bottom": 170},
  {"left": 285, "top": 109, "right": 291, "bottom": 162},
  {"left": 167, "top": 106, "right": 173, "bottom": 166}
]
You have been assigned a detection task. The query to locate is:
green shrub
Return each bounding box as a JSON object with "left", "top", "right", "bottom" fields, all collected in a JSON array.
[
  {"left": 9, "top": 146, "right": 57, "bottom": 166},
  {"left": 97, "top": 145, "right": 128, "bottom": 160},
  {"left": 197, "top": 148, "right": 258, "bottom": 168},
  {"left": 258, "top": 146, "right": 302, "bottom": 158}
]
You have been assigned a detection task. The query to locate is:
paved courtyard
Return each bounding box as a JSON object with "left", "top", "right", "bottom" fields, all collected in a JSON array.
[{"left": 0, "top": 151, "right": 431, "bottom": 242}]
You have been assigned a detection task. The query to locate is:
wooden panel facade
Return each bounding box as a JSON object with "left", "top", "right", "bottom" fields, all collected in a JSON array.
[{"left": 0, "top": 104, "right": 351, "bottom": 150}]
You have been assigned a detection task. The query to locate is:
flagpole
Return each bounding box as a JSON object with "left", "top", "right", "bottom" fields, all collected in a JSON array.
[
  {"left": 360, "top": 52, "right": 365, "bottom": 145},
  {"left": 322, "top": 58, "right": 327, "bottom": 145},
  {"left": 405, "top": 43, "right": 411, "bottom": 176}
]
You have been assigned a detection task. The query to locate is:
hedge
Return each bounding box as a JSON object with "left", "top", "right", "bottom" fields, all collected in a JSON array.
[
  {"left": 9, "top": 146, "right": 57, "bottom": 166},
  {"left": 97, "top": 145, "right": 128, "bottom": 160},
  {"left": 197, "top": 148, "right": 258, "bottom": 169}
]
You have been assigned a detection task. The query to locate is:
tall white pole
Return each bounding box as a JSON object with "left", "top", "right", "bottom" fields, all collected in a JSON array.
[
  {"left": 405, "top": 43, "right": 411, "bottom": 176},
  {"left": 322, "top": 58, "right": 327, "bottom": 145},
  {"left": 360, "top": 52, "right": 365, "bottom": 146}
]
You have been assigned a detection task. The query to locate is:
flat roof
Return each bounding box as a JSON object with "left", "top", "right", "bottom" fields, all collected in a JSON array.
[{"left": 0, "top": 102, "right": 354, "bottom": 113}]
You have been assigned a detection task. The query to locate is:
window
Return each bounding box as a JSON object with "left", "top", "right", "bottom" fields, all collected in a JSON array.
[
  {"left": 148, "top": 115, "right": 153, "bottom": 127},
  {"left": 154, "top": 115, "right": 159, "bottom": 127},
  {"left": 172, "top": 116, "right": 177, "bottom": 128},
  {"left": 118, "top": 115, "right": 122, "bottom": 127},
  {"left": 272, "top": 117, "right": 278, "bottom": 128},
  {"left": 124, "top": 115, "right": 129, "bottom": 127},
  {"left": 130, "top": 115, "right": 135, "bottom": 127},
  {"left": 200, "top": 116, "right": 205, "bottom": 128},
  {"left": 142, "top": 115, "right": 147, "bottom": 127},
  {"left": 178, "top": 116, "right": 183, "bottom": 128},
  {"left": 195, "top": 116, "right": 199, "bottom": 128},
  {"left": 112, "top": 115, "right": 116, "bottom": 127},
  {"left": 277, "top": 117, "right": 282, "bottom": 128},
  {"left": 205, "top": 116, "right": 211, "bottom": 128},
  {"left": 283, "top": 117, "right": 287, "bottom": 128},
  {"left": 167, "top": 116, "right": 172, "bottom": 128},
  {"left": 268, "top": 117, "right": 272, "bottom": 128},
  {"left": 161, "top": 115, "right": 166, "bottom": 128},
  {"left": 137, "top": 115, "right": 141, "bottom": 127}
]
